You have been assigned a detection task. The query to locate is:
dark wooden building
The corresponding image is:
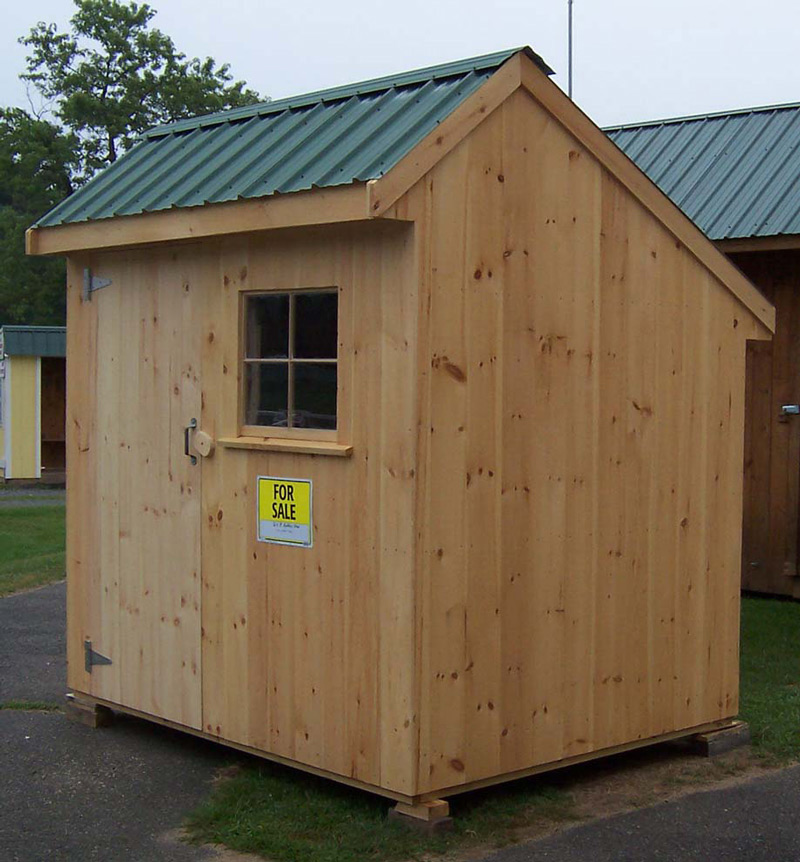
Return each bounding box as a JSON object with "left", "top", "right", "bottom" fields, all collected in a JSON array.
[{"left": 609, "top": 104, "right": 800, "bottom": 598}]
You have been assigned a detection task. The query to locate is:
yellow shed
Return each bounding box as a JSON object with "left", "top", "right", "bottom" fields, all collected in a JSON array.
[
  {"left": 0, "top": 325, "right": 66, "bottom": 482},
  {"left": 26, "top": 48, "right": 774, "bottom": 816}
]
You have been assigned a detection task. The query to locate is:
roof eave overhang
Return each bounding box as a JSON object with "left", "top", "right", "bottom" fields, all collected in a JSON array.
[
  {"left": 26, "top": 182, "right": 375, "bottom": 257},
  {"left": 715, "top": 235, "right": 800, "bottom": 254},
  {"left": 27, "top": 48, "right": 775, "bottom": 336}
]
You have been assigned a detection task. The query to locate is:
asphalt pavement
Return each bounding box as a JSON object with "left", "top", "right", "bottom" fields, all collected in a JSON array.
[
  {"left": 0, "top": 581, "right": 233, "bottom": 861},
  {"left": 483, "top": 765, "right": 800, "bottom": 861}
]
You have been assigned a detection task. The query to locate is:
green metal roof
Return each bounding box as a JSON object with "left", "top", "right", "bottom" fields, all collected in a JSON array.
[
  {"left": 606, "top": 102, "right": 800, "bottom": 241},
  {"left": 35, "top": 48, "right": 552, "bottom": 229},
  {"left": 0, "top": 326, "right": 66, "bottom": 358}
]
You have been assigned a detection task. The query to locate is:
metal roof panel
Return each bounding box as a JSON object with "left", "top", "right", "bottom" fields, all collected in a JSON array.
[
  {"left": 1, "top": 326, "right": 66, "bottom": 357},
  {"left": 35, "top": 48, "right": 551, "bottom": 228},
  {"left": 607, "top": 103, "right": 800, "bottom": 240}
]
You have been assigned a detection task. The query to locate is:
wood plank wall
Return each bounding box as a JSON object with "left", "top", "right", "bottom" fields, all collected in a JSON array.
[
  {"left": 199, "top": 224, "right": 419, "bottom": 795},
  {"left": 389, "top": 89, "right": 766, "bottom": 796},
  {"left": 66, "top": 222, "right": 421, "bottom": 796}
]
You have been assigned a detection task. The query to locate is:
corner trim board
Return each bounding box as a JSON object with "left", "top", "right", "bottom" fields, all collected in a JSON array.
[{"left": 367, "top": 53, "right": 524, "bottom": 218}]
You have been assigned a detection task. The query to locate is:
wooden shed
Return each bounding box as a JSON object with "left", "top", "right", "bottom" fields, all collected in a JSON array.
[
  {"left": 0, "top": 325, "right": 66, "bottom": 482},
  {"left": 27, "top": 48, "right": 774, "bottom": 814},
  {"left": 609, "top": 103, "right": 800, "bottom": 599}
]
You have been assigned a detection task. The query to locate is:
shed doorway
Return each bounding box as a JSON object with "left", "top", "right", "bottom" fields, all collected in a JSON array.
[
  {"left": 80, "top": 274, "right": 203, "bottom": 728},
  {"left": 739, "top": 251, "right": 800, "bottom": 598}
]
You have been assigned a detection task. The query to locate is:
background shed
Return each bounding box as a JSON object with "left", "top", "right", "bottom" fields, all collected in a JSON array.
[
  {"left": 609, "top": 105, "right": 800, "bottom": 597},
  {"left": 28, "top": 48, "right": 773, "bottom": 808},
  {"left": 0, "top": 325, "right": 66, "bottom": 482}
]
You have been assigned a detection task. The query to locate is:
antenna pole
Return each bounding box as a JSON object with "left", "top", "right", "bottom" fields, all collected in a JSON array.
[{"left": 568, "top": 0, "right": 574, "bottom": 99}]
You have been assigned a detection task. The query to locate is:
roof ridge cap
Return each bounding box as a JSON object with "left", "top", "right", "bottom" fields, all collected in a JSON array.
[
  {"left": 605, "top": 100, "right": 800, "bottom": 132},
  {"left": 144, "top": 47, "right": 549, "bottom": 139}
]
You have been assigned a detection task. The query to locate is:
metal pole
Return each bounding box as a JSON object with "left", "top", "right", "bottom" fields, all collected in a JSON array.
[{"left": 568, "top": 0, "right": 574, "bottom": 99}]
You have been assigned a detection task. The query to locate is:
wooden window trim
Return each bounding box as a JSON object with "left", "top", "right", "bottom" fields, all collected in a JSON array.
[
  {"left": 218, "top": 436, "right": 352, "bottom": 457},
  {"left": 236, "top": 287, "right": 342, "bottom": 447}
]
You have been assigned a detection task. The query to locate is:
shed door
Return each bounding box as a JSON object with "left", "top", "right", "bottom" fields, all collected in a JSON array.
[
  {"left": 740, "top": 253, "right": 800, "bottom": 599},
  {"left": 81, "top": 269, "right": 203, "bottom": 728}
]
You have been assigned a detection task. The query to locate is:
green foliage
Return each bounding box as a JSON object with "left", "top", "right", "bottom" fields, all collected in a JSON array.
[
  {"left": 739, "top": 596, "right": 800, "bottom": 762},
  {"left": 0, "top": 505, "right": 65, "bottom": 596},
  {"left": 20, "top": 0, "right": 262, "bottom": 181},
  {"left": 0, "top": 0, "right": 263, "bottom": 325},
  {"left": 0, "top": 109, "right": 75, "bottom": 324}
]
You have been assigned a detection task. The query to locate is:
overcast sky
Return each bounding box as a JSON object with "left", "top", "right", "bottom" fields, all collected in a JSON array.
[{"left": 2, "top": 0, "right": 798, "bottom": 128}]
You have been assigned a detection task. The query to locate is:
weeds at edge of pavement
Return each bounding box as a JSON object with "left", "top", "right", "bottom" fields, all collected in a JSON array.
[{"left": 0, "top": 700, "right": 61, "bottom": 712}]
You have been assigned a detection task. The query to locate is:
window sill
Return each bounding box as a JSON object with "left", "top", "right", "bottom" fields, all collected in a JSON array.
[{"left": 218, "top": 436, "right": 353, "bottom": 457}]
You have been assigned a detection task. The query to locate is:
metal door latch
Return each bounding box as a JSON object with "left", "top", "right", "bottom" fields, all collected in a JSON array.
[
  {"left": 184, "top": 418, "right": 198, "bottom": 465},
  {"left": 84, "top": 639, "right": 112, "bottom": 673},
  {"left": 781, "top": 405, "right": 800, "bottom": 416}
]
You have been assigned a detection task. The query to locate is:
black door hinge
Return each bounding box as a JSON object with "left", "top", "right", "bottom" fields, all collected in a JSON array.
[{"left": 84, "top": 639, "right": 112, "bottom": 673}]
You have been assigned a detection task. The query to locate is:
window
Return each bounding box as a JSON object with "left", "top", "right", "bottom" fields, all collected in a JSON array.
[{"left": 242, "top": 290, "right": 338, "bottom": 431}]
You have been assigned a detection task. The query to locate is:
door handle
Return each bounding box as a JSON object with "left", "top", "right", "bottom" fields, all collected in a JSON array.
[{"left": 184, "top": 418, "right": 198, "bottom": 464}]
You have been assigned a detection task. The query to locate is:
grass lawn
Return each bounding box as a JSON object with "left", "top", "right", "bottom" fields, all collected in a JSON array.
[
  {"left": 740, "top": 595, "right": 800, "bottom": 761},
  {"left": 186, "top": 595, "right": 800, "bottom": 862},
  {"left": 0, "top": 505, "right": 66, "bottom": 596}
]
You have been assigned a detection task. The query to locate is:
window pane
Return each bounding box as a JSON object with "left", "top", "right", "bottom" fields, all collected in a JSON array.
[
  {"left": 293, "top": 363, "right": 337, "bottom": 430},
  {"left": 246, "top": 294, "right": 289, "bottom": 358},
  {"left": 244, "top": 363, "right": 289, "bottom": 427},
  {"left": 294, "top": 292, "right": 338, "bottom": 359}
]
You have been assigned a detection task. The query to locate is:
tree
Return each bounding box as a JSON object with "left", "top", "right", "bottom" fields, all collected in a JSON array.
[
  {"left": 20, "top": 0, "right": 262, "bottom": 182},
  {"left": 0, "top": 109, "right": 76, "bottom": 324},
  {"left": 0, "top": 0, "right": 263, "bottom": 325}
]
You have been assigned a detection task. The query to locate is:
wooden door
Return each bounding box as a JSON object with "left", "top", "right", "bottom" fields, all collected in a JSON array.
[
  {"left": 739, "top": 252, "right": 800, "bottom": 598},
  {"left": 77, "top": 261, "right": 203, "bottom": 727}
]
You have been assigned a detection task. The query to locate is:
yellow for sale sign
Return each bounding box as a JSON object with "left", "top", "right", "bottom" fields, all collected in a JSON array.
[{"left": 257, "top": 476, "right": 313, "bottom": 547}]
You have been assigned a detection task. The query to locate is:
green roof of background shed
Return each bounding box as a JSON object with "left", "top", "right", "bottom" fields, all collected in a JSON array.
[
  {"left": 1, "top": 326, "right": 66, "bottom": 357},
  {"left": 35, "top": 47, "right": 553, "bottom": 229},
  {"left": 606, "top": 102, "right": 800, "bottom": 241}
]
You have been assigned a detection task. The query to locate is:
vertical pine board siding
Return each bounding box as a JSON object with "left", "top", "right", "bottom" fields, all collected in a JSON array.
[
  {"left": 66, "top": 258, "right": 98, "bottom": 696},
  {"left": 401, "top": 88, "right": 764, "bottom": 796},
  {"left": 377, "top": 228, "right": 419, "bottom": 788},
  {"left": 418, "top": 140, "right": 470, "bottom": 790},
  {"left": 95, "top": 275, "right": 122, "bottom": 708},
  {"left": 70, "top": 249, "right": 205, "bottom": 728},
  {"left": 198, "top": 225, "right": 419, "bottom": 795}
]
